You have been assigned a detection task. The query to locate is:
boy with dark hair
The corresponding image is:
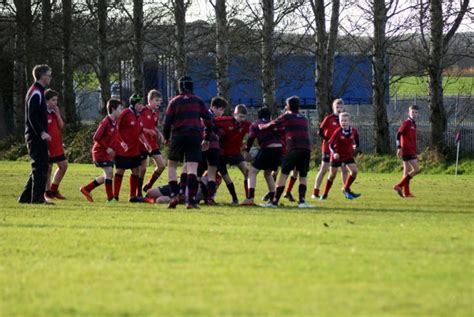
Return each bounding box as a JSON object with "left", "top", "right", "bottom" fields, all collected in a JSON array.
[
  {"left": 312, "top": 98, "right": 347, "bottom": 198},
  {"left": 241, "top": 106, "right": 283, "bottom": 206},
  {"left": 19, "top": 64, "right": 53, "bottom": 204},
  {"left": 321, "top": 112, "right": 360, "bottom": 200},
  {"left": 114, "top": 94, "right": 151, "bottom": 202},
  {"left": 80, "top": 99, "right": 123, "bottom": 203},
  {"left": 393, "top": 105, "right": 420, "bottom": 198},
  {"left": 140, "top": 89, "right": 166, "bottom": 195},
  {"left": 44, "top": 89, "right": 68, "bottom": 200},
  {"left": 259, "top": 96, "right": 313, "bottom": 208},
  {"left": 163, "top": 76, "right": 213, "bottom": 209},
  {"left": 215, "top": 104, "right": 251, "bottom": 204}
]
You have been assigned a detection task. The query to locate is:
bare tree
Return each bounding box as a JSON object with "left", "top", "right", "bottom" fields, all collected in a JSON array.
[
  {"left": 174, "top": 0, "right": 188, "bottom": 79},
  {"left": 210, "top": 0, "right": 230, "bottom": 102},
  {"left": 97, "top": 0, "right": 111, "bottom": 108},
  {"left": 62, "top": 0, "right": 76, "bottom": 122},
  {"left": 41, "top": 0, "right": 52, "bottom": 64}
]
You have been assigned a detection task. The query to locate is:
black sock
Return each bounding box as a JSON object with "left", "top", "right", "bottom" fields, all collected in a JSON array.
[
  {"left": 169, "top": 180, "right": 179, "bottom": 197},
  {"left": 298, "top": 184, "right": 307, "bottom": 203},
  {"left": 226, "top": 182, "right": 238, "bottom": 201},
  {"left": 273, "top": 186, "right": 285, "bottom": 205},
  {"left": 248, "top": 188, "right": 255, "bottom": 199},
  {"left": 187, "top": 174, "right": 198, "bottom": 205}
]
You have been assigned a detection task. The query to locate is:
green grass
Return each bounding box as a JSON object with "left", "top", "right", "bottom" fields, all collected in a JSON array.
[
  {"left": 391, "top": 76, "right": 474, "bottom": 96},
  {"left": 1, "top": 161, "right": 473, "bottom": 317}
]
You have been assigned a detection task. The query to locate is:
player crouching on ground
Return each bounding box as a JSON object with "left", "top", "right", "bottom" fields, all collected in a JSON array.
[
  {"left": 241, "top": 106, "right": 283, "bottom": 206},
  {"left": 80, "top": 99, "right": 123, "bottom": 203},
  {"left": 393, "top": 105, "right": 420, "bottom": 198},
  {"left": 321, "top": 112, "right": 360, "bottom": 200},
  {"left": 259, "top": 96, "right": 314, "bottom": 209}
]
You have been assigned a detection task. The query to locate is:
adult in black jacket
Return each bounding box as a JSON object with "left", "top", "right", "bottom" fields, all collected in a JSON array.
[{"left": 18, "top": 65, "right": 53, "bottom": 204}]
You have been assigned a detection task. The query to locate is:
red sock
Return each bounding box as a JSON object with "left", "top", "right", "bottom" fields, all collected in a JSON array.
[
  {"left": 397, "top": 175, "right": 411, "bottom": 188},
  {"left": 244, "top": 179, "right": 248, "bottom": 198},
  {"left": 50, "top": 183, "right": 59, "bottom": 193},
  {"left": 105, "top": 179, "right": 113, "bottom": 201},
  {"left": 130, "top": 174, "right": 139, "bottom": 198},
  {"left": 404, "top": 181, "right": 411, "bottom": 196},
  {"left": 114, "top": 174, "right": 123, "bottom": 199},
  {"left": 344, "top": 175, "right": 356, "bottom": 190},
  {"left": 137, "top": 177, "right": 144, "bottom": 197},
  {"left": 84, "top": 179, "right": 100, "bottom": 192},
  {"left": 286, "top": 176, "right": 297, "bottom": 194},
  {"left": 323, "top": 179, "right": 333, "bottom": 196},
  {"left": 313, "top": 188, "right": 320, "bottom": 196}
]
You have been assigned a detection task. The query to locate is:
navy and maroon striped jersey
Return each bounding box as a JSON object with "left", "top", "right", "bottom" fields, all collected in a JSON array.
[
  {"left": 207, "top": 110, "right": 221, "bottom": 150},
  {"left": 329, "top": 127, "right": 359, "bottom": 162},
  {"left": 215, "top": 116, "right": 251, "bottom": 156},
  {"left": 271, "top": 112, "right": 311, "bottom": 151},
  {"left": 246, "top": 119, "right": 283, "bottom": 151},
  {"left": 163, "top": 92, "right": 212, "bottom": 140},
  {"left": 397, "top": 118, "right": 417, "bottom": 156}
]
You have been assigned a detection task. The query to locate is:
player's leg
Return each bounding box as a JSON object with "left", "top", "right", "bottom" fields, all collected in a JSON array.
[
  {"left": 205, "top": 149, "right": 219, "bottom": 205},
  {"left": 313, "top": 159, "right": 329, "bottom": 199},
  {"left": 241, "top": 165, "right": 258, "bottom": 205},
  {"left": 343, "top": 162, "right": 360, "bottom": 199},
  {"left": 50, "top": 159, "right": 68, "bottom": 199},
  {"left": 237, "top": 160, "right": 249, "bottom": 198},
  {"left": 394, "top": 157, "right": 416, "bottom": 197},
  {"left": 137, "top": 154, "right": 148, "bottom": 198},
  {"left": 219, "top": 157, "right": 239, "bottom": 204},
  {"left": 143, "top": 153, "right": 165, "bottom": 192},
  {"left": 184, "top": 161, "right": 200, "bottom": 208},
  {"left": 113, "top": 167, "right": 125, "bottom": 201},
  {"left": 403, "top": 159, "right": 419, "bottom": 197},
  {"left": 44, "top": 163, "right": 54, "bottom": 200},
  {"left": 80, "top": 164, "right": 107, "bottom": 202},
  {"left": 340, "top": 164, "right": 349, "bottom": 188},
  {"left": 284, "top": 168, "right": 298, "bottom": 201},
  {"left": 321, "top": 164, "right": 338, "bottom": 200},
  {"left": 295, "top": 150, "right": 312, "bottom": 207},
  {"left": 264, "top": 170, "right": 276, "bottom": 199}
]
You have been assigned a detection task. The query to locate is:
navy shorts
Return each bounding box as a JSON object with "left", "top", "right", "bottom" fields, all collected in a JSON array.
[
  {"left": 281, "top": 149, "right": 310, "bottom": 178},
  {"left": 331, "top": 158, "right": 355, "bottom": 168},
  {"left": 115, "top": 155, "right": 141, "bottom": 169},
  {"left": 168, "top": 135, "right": 202, "bottom": 163},
  {"left": 218, "top": 154, "right": 244, "bottom": 176},
  {"left": 321, "top": 152, "right": 330, "bottom": 163},
  {"left": 253, "top": 147, "right": 282, "bottom": 171},
  {"left": 94, "top": 160, "right": 114, "bottom": 168},
  {"left": 49, "top": 154, "right": 67, "bottom": 164},
  {"left": 402, "top": 155, "right": 417, "bottom": 161},
  {"left": 140, "top": 149, "right": 162, "bottom": 161}
]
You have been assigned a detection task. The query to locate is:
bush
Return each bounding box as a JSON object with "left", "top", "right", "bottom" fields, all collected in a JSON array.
[{"left": 64, "top": 124, "right": 96, "bottom": 163}]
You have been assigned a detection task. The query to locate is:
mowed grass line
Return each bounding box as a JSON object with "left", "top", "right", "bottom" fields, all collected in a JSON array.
[
  {"left": 0, "top": 161, "right": 473, "bottom": 317},
  {"left": 391, "top": 76, "right": 474, "bottom": 96}
]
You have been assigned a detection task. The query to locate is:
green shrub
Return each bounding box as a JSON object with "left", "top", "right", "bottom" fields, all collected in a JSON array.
[{"left": 64, "top": 124, "right": 96, "bottom": 163}]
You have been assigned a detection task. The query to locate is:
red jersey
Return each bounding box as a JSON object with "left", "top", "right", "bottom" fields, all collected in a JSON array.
[
  {"left": 215, "top": 116, "right": 251, "bottom": 156},
  {"left": 116, "top": 107, "right": 143, "bottom": 157},
  {"left": 397, "top": 118, "right": 417, "bottom": 156},
  {"left": 140, "top": 106, "right": 160, "bottom": 152},
  {"left": 47, "top": 111, "right": 64, "bottom": 157},
  {"left": 329, "top": 127, "right": 359, "bottom": 162},
  {"left": 92, "top": 116, "right": 118, "bottom": 162},
  {"left": 319, "top": 113, "right": 340, "bottom": 154}
]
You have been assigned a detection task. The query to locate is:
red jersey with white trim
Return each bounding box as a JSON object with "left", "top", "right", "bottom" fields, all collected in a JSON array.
[
  {"left": 116, "top": 107, "right": 143, "bottom": 157},
  {"left": 215, "top": 116, "right": 251, "bottom": 156},
  {"left": 398, "top": 118, "right": 417, "bottom": 156},
  {"left": 329, "top": 127, "right": 359, "bottom": 162},
  {"left": 92, "top": 116, "right": 118, "bottom": 162},
  {"left": 320, "top": 113, "right": 339, "bottom": 154},
  {"left": 47, "top": 111, "right": 64, "bottom": 157},
  {"left": 139, "top": 106, "right": 160, "bottom": 152}
]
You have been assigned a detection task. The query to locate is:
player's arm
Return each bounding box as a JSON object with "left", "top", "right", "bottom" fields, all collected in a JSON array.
[
  {"left": 28, "top": 94, "right": 49, "bottom": 140},
  {"left": 200, "top": 102, "right": 213, "bottom": 142},
  {"left": 162, "top": 103, "right": 174, "bottom": 143},
  {"left": 259, "top": 114, "right": 283, "bottom": 130},
  {"left": 353, "top": 129, "right": 360, "bottom": 154},
  {"left": 54, "top": 107, "right": 65, "bottom": 130},
  {"left": 328, "top": 130, "right": 339, "bottom": 160},
  {"left": 139, "top": 133, "right": 152, "bottom": 152},
  {"left": 318, "top": 116, "right": 329, "bottom": 140},
  {"left": 396, "top": 122, "right": 406, "bottom": 157},
  {"left": 116, "top": 112, "right": 129, "bottom": 151},
  {"left": 93, "top": 121, "right": 109, "bottom": 148}
]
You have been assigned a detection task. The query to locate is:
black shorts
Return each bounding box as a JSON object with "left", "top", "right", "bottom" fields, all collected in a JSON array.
[
  {"left": 321, "top": 152, "right": 330, "bottom": 163},
  {"left": 94, "top": 160, "right": 114, "bottom": 168},
  {"left": 402, "top": 155, "right": 417, "bottom": 161},
  {"left": 49, "top": 154, "right": 67, "bottom": 164},
  {"left": 168, "top": 135, "right": 202, "bottom": 163},
  {"left": 218, "top": 154, "right": 244, "bottom": 176},
  {"left": 115, "top": 155, "right": 141, "bottom": 169},
  {"left": 158, "top": 185, "right": 171, "bottom": 197},
  {"left": 140, "top": 149, "right": 162, "bottom": 160},
  {"left": 198, "top": 149, "right": 220, "bottom": 177},
  {"left": 281, "top": 149, "right": 310, "bottom": 177},
  {"left": 253, "top": 147, "right": 282, "bottom": 171},
  {"left": 331, "top": 158, "right": 355, "bottom": 168}
]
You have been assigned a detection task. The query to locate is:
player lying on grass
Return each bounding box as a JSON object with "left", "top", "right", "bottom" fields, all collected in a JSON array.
[
  {"left": 44, "top": 89, "right": 68, "bottom": 201},
  {"left": 80, "top": 99, "right": 123, "bottom": 203},
  {"left": 215, "top": 104, "right": 251, "bottom": 205},
  {"left": 259, "top": 96, "right": 314, "bottom": 209},
  {"left": 241, "top": 106, "right": 283, "bottom": 206},
  {"left": 393, "top": 105, "right": 420, "bottom": 198},
  {"left": 321, "top": 112, "right": 360, "bottom": 200},
  {"left": 312, "top": 98, "right": 348, "bottom": 199}
]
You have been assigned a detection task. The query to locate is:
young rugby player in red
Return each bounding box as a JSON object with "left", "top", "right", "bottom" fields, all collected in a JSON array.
[
  {"left": 393, "top": 105, "right": 420, "bottom": 198},
  {"left": 312, "top": 98, "right": 347, "bottom": 199},
  {"left": 114, "top": 94, "right": 151, "bottom": 202},
  {"left": 197, "top": 96, "right": 226, "bottom": 205},
  {"left": 321, "top": 112, "right": 360, "bottom": 200},
  {"left": 139, "top": 89, "right": 165, "bottom": 195},
  {"left": 163, "top": 76, "right": 213, "bottom": 209},
  {"left": 215, "top": 104, "right": 251, "bottom": 204},
  {"left": 80, "top": 99, "right": 123, "bottom": 203},
  {"left": 241, "top": 106, "right": 283, "bottom": 206},
  {"left": 44, "top": 89, "right": 68, "bottom": 200},
  {"left": 259, "top": 96, "right": 313, "bottom": 208}
]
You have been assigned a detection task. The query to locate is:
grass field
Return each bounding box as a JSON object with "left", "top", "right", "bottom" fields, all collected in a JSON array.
[
  {"left": 1, "top": 161, "right": 473, "bottom": 317},
  {"left": 391, "top": 76, "right": 474, "bottom": 96}
]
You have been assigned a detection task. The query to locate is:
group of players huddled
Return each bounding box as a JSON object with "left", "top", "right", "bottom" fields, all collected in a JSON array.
[{"left": 42, "top": 76, "right": 420, "bottom": 209}]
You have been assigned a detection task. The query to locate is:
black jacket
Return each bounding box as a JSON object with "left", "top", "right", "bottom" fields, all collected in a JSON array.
[{"left": 24, "top": 82, "right": 48, "bottom": 139}]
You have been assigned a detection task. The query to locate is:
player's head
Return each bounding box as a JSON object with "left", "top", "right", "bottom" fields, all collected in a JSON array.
[
  {"left": 286, "top": 95, "right": 300, "bottom": 112},
  {"left": 339, "top": 112, "right": 351, "bottom": 129},
  {"left": 147, "top": 89, "right": 162, "bottom": 109},
  {"left": 210, "top": 96, "right": 227, "bottom": 118},
  {"left": 129, "top": 93, "right": 145, "bottom": 112},
  {"left": 233, "top": 104, "right": 247, "bottom": 122},
  {"left": 178, "top": 76, "right": 193, "bottom": 93},
  {"left": 33, "top": 64, "right": 52, "bottom": 87},
  {"left": 408, "top": 105, "right": 419, "bottom": 121},
  {"left": 332, "top": 98, "right": 345, "bottom": 114},
  {"left": 257, "top": 106, "right": 272, "bottom": 121},
  {"left": 107, "top": 99, "right": 123, "bottom": 117},
  {"left": 44, "top": 89, "right": 59, "bottom": 108}
]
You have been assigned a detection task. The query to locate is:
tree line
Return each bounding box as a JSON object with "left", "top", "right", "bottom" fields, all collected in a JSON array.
[{"left": 0, "top": 0, "right": 471, "bottom": 154}]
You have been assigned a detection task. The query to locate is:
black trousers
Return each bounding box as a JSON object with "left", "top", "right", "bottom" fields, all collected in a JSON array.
[{"left": 18, "top": 135, "right": 49, "bottom": 203}]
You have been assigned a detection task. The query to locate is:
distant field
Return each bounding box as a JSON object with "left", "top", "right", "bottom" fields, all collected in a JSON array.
[
  {"left": 1, "top": 161, "right": 473, "bottom": 317},
  {"left": 391, "top": 76, "right": 474, "bottom": 96}
]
